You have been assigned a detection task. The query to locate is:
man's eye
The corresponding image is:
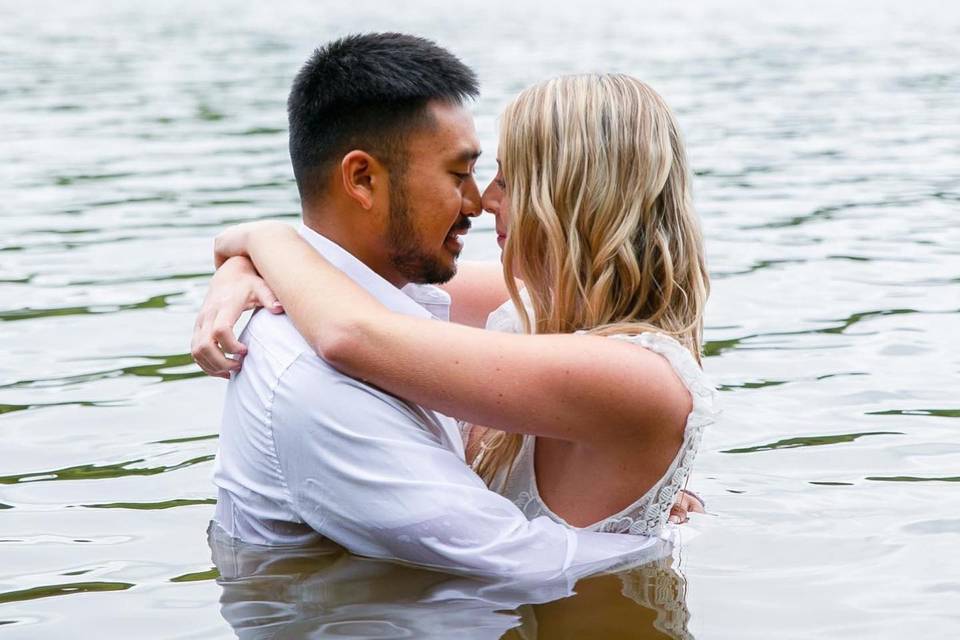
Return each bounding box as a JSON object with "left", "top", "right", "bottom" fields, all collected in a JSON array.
[{"left": 453, "top": 172, "right": 471, "bottom": 181}]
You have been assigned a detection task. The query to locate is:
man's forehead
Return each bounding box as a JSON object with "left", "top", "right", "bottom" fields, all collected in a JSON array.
[{"left": 414, "top": 100, "right": 482, "bottom": 159}]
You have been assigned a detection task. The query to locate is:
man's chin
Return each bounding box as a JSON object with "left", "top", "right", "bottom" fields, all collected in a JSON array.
[
  {"left": 420, "top": 258, "right": 457, "bottom": 285},
  {"left": 393, "top": 252, "right": 457, "bottom": 285}
]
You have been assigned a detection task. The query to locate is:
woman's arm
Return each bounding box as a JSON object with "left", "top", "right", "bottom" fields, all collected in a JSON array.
[
  {"left": 190, "top": 256, "right": 507, "bottom": 377},
  {"left": 218, "top": 223, "right": 691, "bottom": 445}
]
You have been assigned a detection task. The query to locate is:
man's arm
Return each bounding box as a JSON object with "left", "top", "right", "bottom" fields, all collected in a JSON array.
[{"left": 271, "top": 354, "right": 663, "bottom": 580}]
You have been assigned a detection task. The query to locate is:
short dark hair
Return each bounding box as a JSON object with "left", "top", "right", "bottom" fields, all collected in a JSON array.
[{"left": 287, "top": 33, "right": 479, "bottom": 204}]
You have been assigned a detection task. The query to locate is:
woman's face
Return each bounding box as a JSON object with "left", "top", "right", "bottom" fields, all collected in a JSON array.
[{"left": 481, "top": 159, "right": 511, "bottom": 253}]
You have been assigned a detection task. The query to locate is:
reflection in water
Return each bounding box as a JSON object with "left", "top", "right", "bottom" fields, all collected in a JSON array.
[
  {"left": 209, "top": 524, "right": 690, "bottom": 639},
  {"left": 507, "top": 561, "right": 693, "bottom": 640},
  {"left": 0, "top": 453, "right": 214, "bottom": 485}
]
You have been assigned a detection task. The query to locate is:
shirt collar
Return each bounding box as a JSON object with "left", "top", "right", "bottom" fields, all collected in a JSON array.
[{"left": 298, "top": 224, "right": 450, "bottom": 321}]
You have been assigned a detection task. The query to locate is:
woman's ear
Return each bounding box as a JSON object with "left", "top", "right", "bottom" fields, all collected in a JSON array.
[{"left": 340, "top": 150, "right": 386, "bottom": 210}]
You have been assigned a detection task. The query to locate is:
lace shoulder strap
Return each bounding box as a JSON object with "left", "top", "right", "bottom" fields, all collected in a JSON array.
[
  {"left": 603, "top": 332, "right": 718, "bottom": 535},
  {"left": 607, "top": 332, "right": 719, "bottom": 429}
]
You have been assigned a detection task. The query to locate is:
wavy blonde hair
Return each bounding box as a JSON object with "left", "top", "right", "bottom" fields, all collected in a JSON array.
[{"left": 473, "top": 74, "right": 709, "bottom": 485}]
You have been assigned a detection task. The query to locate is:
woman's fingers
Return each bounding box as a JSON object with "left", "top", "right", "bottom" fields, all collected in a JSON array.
[
  {"left": 191, "top": 257, "right": 273, "bottom": 378},
  {"left": 191, "top": 309, "right": 244, "bottom": 377},
  {"left": 667, "top": 490, "right": 706, "bottom": 524},
  {"left": 668, "top": 502, "right": 689, "bottom": 525},
  {"left": 681, "top": 489, "right": 706, "bottom": 513},
  {"left": 213, "top": 319, "right": 246, "bottom": 358},
  {"left": 254, "top": 280, "right": 284, "bottom": 314}
]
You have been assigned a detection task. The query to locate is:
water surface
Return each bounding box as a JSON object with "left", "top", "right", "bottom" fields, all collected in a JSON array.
[{"left": 1, "top": 1, "right": 959, "bottom": 637}]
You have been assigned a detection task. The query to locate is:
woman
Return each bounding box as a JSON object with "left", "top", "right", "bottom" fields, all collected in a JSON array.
[{"left": 195, "top": 74, "right": 716, "bottom": 536}]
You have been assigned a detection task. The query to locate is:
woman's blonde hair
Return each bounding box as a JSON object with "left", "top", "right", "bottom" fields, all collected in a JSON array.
[{"left": 473, "top": 74, "right": 709, "bottom": 485}]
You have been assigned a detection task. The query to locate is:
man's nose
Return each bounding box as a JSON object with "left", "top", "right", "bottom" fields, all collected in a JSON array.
[
  {"left": 462, "top": 177, "right": 483, "bottom": 217},
  {"left": 481, "top": 182, "right": 498, "bottom": 217}
]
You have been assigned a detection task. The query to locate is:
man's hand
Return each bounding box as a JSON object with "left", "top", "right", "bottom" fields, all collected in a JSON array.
[
  {"left": 668, "top": 489, "right": 706, "bottom": 524},
  {"left": 191, "top": 256, "right": 283, "bottom": 379}
]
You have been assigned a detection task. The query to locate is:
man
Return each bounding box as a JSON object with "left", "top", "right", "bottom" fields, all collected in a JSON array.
[{"left": 192, "top": 33, "right": 691, "bottom": 578}]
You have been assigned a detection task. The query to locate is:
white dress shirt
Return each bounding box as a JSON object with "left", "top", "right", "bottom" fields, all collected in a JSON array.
[{"left": 211, "top": 224, "right": 661, "bottom": 579}]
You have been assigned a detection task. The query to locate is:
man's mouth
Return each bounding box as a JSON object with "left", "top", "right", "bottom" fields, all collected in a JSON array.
[
  {"left": 444, "top": 216, "right": 471, "bottom": 248},
  {"left": 450, "top": 216, "right": 471, "bottom": 235}
]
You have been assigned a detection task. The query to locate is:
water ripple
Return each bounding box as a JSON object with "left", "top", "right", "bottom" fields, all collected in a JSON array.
[
  {"left": 0, "top": 582, "right": 133, "bottom": 605},
  {"left": 0, "top": 455, "right": 214, "bottom": 485},
  {"left": 2, "top": 1, "right": 958, "bottom": 637},
  {"left": 722, "top": 431, "right": 903, "bottom": 454}
]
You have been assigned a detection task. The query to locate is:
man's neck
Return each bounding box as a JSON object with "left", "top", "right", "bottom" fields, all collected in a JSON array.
[{"left": 302, "top": 212, "right": 408, "bottom": 289}]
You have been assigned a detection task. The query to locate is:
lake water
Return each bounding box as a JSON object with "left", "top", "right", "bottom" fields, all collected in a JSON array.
[{"left": 1, "top": 1, "right": 958, "bottom": 637}]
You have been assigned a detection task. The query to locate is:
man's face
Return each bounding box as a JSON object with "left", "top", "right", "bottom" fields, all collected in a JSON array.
[{"left": 386, "top": 101, "right": 482, "bottom": 284}]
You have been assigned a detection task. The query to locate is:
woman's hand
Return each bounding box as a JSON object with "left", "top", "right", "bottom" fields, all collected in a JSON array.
[
  {"left": 668, "top": 490, "right": 707, "bottom": 524},
  {"left": 191, "top": 256, "right": 283, "bottom": 379}
]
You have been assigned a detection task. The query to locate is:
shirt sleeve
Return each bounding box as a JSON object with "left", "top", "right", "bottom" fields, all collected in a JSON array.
[{"left": 270, "top": 354, "right": 664, "bottom": 580}]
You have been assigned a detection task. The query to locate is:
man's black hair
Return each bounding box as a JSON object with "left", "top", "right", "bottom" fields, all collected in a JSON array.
[{"left": 287, "top": 32, "right": 479, "bottom": 204}]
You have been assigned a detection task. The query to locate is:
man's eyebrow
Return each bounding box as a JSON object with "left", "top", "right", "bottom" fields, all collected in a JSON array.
[{"left": 454, "top": 148, "right": 482, "bottom": 164}]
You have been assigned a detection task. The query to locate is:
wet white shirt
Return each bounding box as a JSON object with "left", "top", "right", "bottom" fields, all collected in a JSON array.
[{"left": 211, "top": 224, "right": 660, "bottom": 579}]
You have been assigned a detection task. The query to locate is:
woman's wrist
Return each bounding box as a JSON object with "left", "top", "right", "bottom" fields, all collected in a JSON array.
[
  {"left": 246, "top": 222, "right": 297, "bottom": 265},
  {"left": 214, "top": 220, "right": 293, "bottom": 268},
  {"left": 215, "top": 255, "right": 256, "bottom": 276}
]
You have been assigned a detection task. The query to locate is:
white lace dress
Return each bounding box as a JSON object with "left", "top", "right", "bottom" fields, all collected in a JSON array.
[{"left": 479, "top": 295, "right": 719, "bottom": 537}]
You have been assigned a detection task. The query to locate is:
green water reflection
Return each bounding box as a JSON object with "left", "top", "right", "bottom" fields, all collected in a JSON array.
[
  {"left": 0, "top": 293, "right": 179, "bottom": 322},
  {"left": 722, "top": 431, "right": 903, "bottom": 454},
  {"left": 867, "top": 409, "right": 960, "bottom": 418},
  {"left": 170, "top": 567, "right": 220, "bottom": 583},
  {"left": 4, "top": 352, "right": 203, "bottom": 389},
  {"left": 82, "top": 498, "right": 216, "bottom": 510},
  {"left": 866, "top": 476, "right": 960, "bottom": 483},
  {"left": 0, "top": 400, "right": 123, "bottom": 415},
  {"left": 0, "top": 582, "right": 133, "bottom": 605},
  {"left": 0, "top": 455, "right": 214, "bottom": 484}
]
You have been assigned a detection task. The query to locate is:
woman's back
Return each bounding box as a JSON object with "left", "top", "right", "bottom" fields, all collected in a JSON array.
[{"left": 480, "top": 298, "right": 718, "bottom": 535}]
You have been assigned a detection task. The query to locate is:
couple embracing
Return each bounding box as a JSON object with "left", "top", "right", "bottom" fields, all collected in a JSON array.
[{"left": 191, "top": 32, "right": 718, "bottom": 579}]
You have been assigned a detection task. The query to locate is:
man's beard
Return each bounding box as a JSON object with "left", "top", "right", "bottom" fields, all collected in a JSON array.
[{"left": 386, "top": 180, "right": 467, "bottom": 285}]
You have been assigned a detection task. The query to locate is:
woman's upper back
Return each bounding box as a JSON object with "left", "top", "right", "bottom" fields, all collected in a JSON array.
[{"left": 480, "top": 296, "right": 718, "bottom": 535}]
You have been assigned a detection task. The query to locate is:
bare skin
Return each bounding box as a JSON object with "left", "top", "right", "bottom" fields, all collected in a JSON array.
[
  {"left": 191, "top": 101, "right": 705, "bottom": 526},
  {"left": 198, "top": 221, "right": 698, "bottom": 528}
]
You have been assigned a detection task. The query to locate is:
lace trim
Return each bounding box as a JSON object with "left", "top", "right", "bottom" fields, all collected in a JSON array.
[
  {"left": 506, "top": 331, "right": 718, "bottom": 536},
  {"left": 484, "top": 295, "right": 719, "bottom": 536},
  {"left": 609, "top": 332, "right": 718, "bottom": 535}
]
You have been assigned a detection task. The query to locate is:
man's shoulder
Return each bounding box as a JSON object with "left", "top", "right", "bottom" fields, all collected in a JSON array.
[
  {"left": 240, "top": 303, "right": 453, "bottom": 437},
  {"left": 241, "top": 308, "right": 315, "bottom": 372},
  {"left": 244, "top": 310, "right": 407, "bottom": 407}
]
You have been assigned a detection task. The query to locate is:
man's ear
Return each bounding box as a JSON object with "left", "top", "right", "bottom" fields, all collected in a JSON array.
[{"left": 340, "top": 150, "right": 386, "bottom": 210}]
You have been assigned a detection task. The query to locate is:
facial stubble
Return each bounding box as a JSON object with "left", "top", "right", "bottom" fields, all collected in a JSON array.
[{"left": 386, "top": 174, "right": 462, "bottom": 285}]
